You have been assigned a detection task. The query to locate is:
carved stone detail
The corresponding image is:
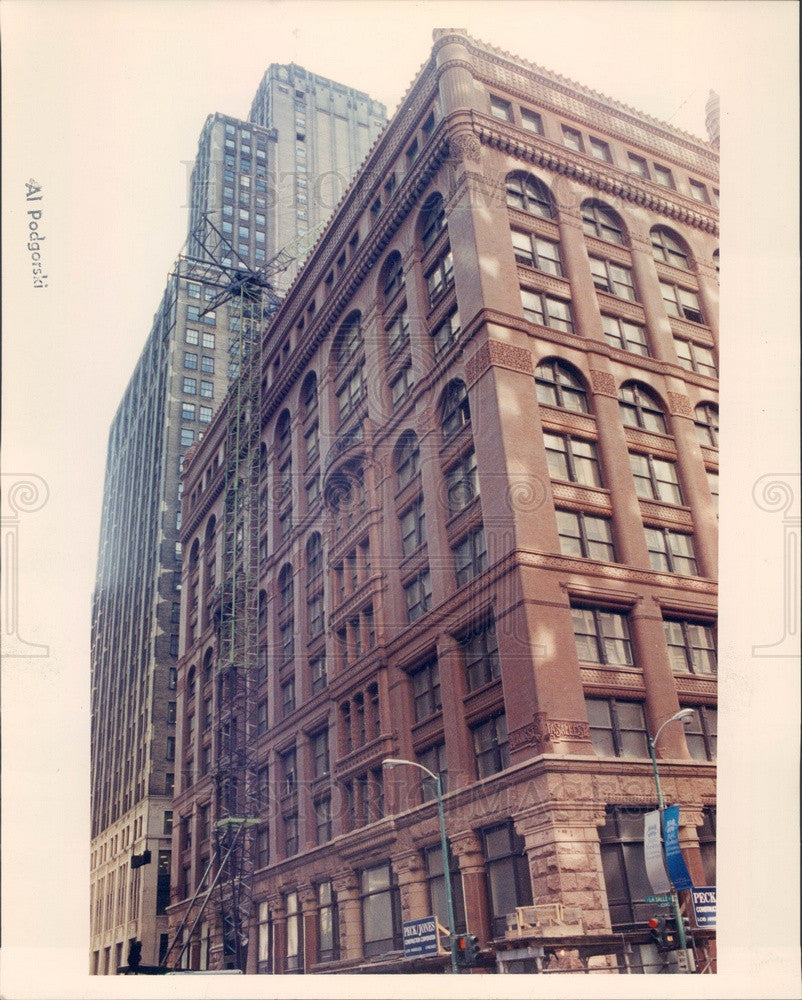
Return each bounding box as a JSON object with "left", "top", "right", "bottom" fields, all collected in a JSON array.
[
  {"left": 466, "top": 339, "right": 533, "bottom": 384},
  {"left": 448, "top": 131, "right": 482, "bottom": 164},
  {"left": 589, "top": 369, "right": 617, "bottom": 397},
  {"left": 667, "top": 391, "right": 693, "bottom": 416}
]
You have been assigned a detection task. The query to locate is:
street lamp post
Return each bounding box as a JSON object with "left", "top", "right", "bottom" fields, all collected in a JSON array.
[
  {"left": 382, "top": 757, "right": 460, "bottom": 975},
  {"left": 647, "top": 708, "right": 695, "bottom": 967}
]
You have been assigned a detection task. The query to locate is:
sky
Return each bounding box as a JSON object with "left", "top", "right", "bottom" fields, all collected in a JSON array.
[{"left": 1, "top": 2, "right": 800, "bottom": 997}]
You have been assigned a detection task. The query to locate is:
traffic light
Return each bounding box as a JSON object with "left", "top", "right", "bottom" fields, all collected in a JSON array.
[
  {"left": 127, "top": 938, "right": 142, "bottom": 971},
  {"left": 648, "top": 916, "right": 677, "bottom": 951},
  {"left": 454, "top": 933, "right": 481, "bottom": 967}
]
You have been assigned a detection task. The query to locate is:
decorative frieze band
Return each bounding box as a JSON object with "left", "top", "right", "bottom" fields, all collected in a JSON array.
[
  {"left": 465, "top": 339, "right": 534, "bottom": 384},
  {"left": 508, "top": 714, "right": 591, "bottom": 753}
]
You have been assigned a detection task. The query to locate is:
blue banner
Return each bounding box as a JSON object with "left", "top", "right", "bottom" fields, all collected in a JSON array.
[{"left": 662, "top": 805, "right": 694, "bottom": 891}]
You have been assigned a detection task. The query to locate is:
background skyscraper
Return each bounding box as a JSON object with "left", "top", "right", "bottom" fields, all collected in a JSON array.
[{"left": 89, "top": 66, "right": 385, "bottom": 974}]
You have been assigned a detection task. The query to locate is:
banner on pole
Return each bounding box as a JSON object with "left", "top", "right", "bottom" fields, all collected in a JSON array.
[
  {"left": 643, "top": 809, "right": 672, "bottom": 894},
  {"left": 662, "top": 805, "right": 694, "bottom": 891}
]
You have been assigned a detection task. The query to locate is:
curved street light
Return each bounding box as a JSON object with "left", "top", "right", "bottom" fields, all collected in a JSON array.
[
  {"left": 382, "top": 757, "right": 459, "bottom": 974},
  {"left": 647, "top": 708, "right": 696, "bottom": 967}
]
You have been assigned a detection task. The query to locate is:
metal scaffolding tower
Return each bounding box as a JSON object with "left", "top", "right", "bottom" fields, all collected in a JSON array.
[{"left": 165, "top": 217, "right": 322, "bottom": 972}]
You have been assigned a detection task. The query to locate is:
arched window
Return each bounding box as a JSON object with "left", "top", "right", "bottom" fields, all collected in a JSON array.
[
  {"left": 301, "top": 372, "right": 318, "bottom": 419},
  {"left": 441, "top": 379, "right": 470, "bottom": 442},
  {"left": 420, "top": 192, "right": 445, "bottom": 252},
  {"left": 278, "top": 564, "right": 294, "bottom": 612},
  {"left": 581, "top": 199, "right": 625, "bottom": 245},
  {"left": 189, "top": 539, "right": 200, "bottom": 569},
  {"left": 187, "top": 665, "right": 196, "bottom": 701},
  {"left": 651, "top": 226, "right": 691, "bottom": 269},
  {"left": 694, "top": 402, "right": 719, "bottom": 447},
  {"left": 276, "top": 410, "right": 291, "bottom": 453},
  {"left": 333, "top": 311, "right": 363, "bottom": 371},
  {"left": 505, "top": 172, "right": 553, "bottom": 219},
  {"left": 535, "top": 359, "right": 588, "bottom": 413},
  {"left": 381, "top": 251, "right": 404, "bottom": 303},
  {"left": 307, "top": 532, "right": 323, "bottom": 584},
  {"left": 618, "top": 382, "right": 667, "bottom": 434},
  {"left": 395, "top": 430, "right": 420, "bottom": 490}
]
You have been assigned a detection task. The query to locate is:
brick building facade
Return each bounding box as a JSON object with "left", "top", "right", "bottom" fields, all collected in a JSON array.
[{"left": 170, "top": 29, "right": 718, "bottom": 974}]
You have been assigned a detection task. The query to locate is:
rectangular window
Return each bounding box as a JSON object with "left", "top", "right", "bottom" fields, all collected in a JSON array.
[
  {"left": 284, "top": 888, "right": 301, "bottom": 966},
  {"left": 404, "top": 570, "right": 432, "bottom": 623},
  {"left": 589, "top": 136, "right": 612, "bottom": 162},
  {"left": 520, "top": 288, "right": 573, "bottom": 332},
  {"left": 418, "top": 742, "right": 448, "bottom": 800},
  {"left": 312, "top": 729, "right": 330, "bottom": 778},
  {"left": 431, "top": 308, "right": 461, "bottom": 356},
  {"left": 198, "top": 406, "right": 212, "bottom": 424},
  {"left": 310, "top": 654, "right": 327, "bottom": 695},
  {"left": 308, "top": 593, "right": 324, "bottom": 639},
  {"left": 683, "top": 705, "right": 717, "bottom": 760},
  {"left": 184, "top": 352, "right": 198, "bottom": 370},
  {"left": 645, "top": 527, "right": 698, "bottom": 574},
  {"left": 585, "top": 697, "right": 649, "bottom": 757},
  {"left": 489, "top": 95, "right": 512, "bottom": 121},
  {"left": 520, "top": 108, "right": 543, "bottom": 134},
  {"left": 305, "top": 422, "right": 319, "bottom": 465},
  {"left": 556, "top": 509, "right": 616, "bottom": 561},
  {"left": 707, "top": 468, "right": 719, "bottom": 513},
  {"left": 202, "top": 331, "right": 215, "bottom": 349},
  {"left": 182, "top": 376, "right": 197, "bottom": 394},
  {"left": 664, "top": 619, "right": 717, "bottom": 674},
  {"left": 281, "top": 748, "right": 297, "bottom": 794},
  {"left": 185, "top": 327, "right": 199, "bottom": 345},
  {"left": 590, "top": 257, "right": 637, "bottom": 300},
  {"left": 630, "top": 452, "right": 683, "bottom": 504},
  {"left": 461, "top": 616, "right": 500, "bottom": 692},
  {"left": 452, "top": 524, "right": 487, "bottom": 587},
  {"left": 181, "top": 402, "right": 195, "bottom": 421},
  {"left": 689, "top": 179, "right": 710, "bottom": 203},
  {"left": 400, "top": 497, "right": 426, "bottom": 557},
  {"left": 562, "top": 125, "right": 583, "bottom": 151},
  {"left": 660, "top": 281, "right": 704, "bottom": 323},
  {"left": 445, "top": 448, "right": 478, "bottom": 514},
  {"left": 653, "top": 163, "right": 675, "bottom": 188},
  {"left": 390, "top": 365, "right": 415, "bottom": 409},
  {"left": 317, "top": 881, "right": 339, "bottom": 960},
  {"left": 627, "top": 152, "right": 649, "bottom": 178},
  {"left": 361, "top": 863, "right": 401, "bottom": 958},
  {"left": 410, "top": 657, "right": 441, "bottom": 721},
  {"left": 572, "top": 606, "right": 634, "bottom": 666},
  {"left": 180, "top": 428, "right": 194, "bottom": 447},
  {"left": 482, "top": 822, "right": 533, "bottom": 938},
  {"left": 602, "top": 314, "right": 649, "bottom": 355},
  {"left": 281, "top": 677, "right": 296, "bottom": 717},
  {"left": 387, "top": 308, "right": 410, "bottom": 357},
  {"left": 511, "top": 230, "right": 563, "bottom": 276},
  {"left": 674, "top": 338, "right": 717, "bottom": 376},
  {"left": 473, "top": 713, "right": 509, "bottom": 778},
  {"left": 544, "top": 433, "right": 602, "bottom": 487},
  {"left": 599, "top": 806, "right": 653, "bottom": 927},
  {"left": 426, "top": 250, "right": 454, "bottom": 307}
]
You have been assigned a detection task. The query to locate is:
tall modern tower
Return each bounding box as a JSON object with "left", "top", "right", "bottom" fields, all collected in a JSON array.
[{"left": 89, "top": 66, "right": 385, "bottom": 975}]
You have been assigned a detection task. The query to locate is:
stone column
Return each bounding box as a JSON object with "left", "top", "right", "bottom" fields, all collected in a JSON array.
[
  {"left": 450, "top": 830, "right": 491, "bottom": 942},
  {"left": 299, "top": 883, "right": 318, "bottom": 973},
  {"left": 627, "top": 232, "right": 680, "bottom": 362},
  {"left": 332, "top": 869, "right": 363, "bottom": 962},
  {"left": 515, "top": 799, "right": 611, "bottom": 933},
  {"left": 585, "top": 373, "right": 653, "bottom": 568},
  {"left": 629, "top": 596, "right": 689, "bottom": 760},
  {"left": 555, "top": 206, "right": 606, "bottom": 344},
  {"left": 436, "top": 632, "right": 474, "bottom": 789},
  {"left": 394, "top": 850, "right": 429, "bottom": 924},
  {"left": 268, "top": 894, "right": 286, "bottom": 974}
]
